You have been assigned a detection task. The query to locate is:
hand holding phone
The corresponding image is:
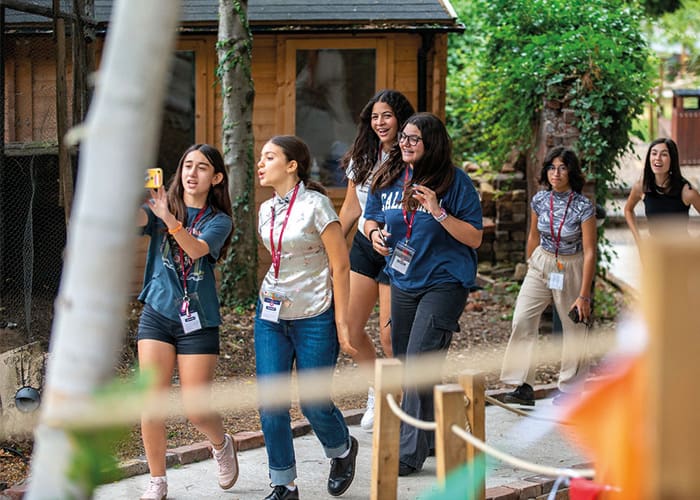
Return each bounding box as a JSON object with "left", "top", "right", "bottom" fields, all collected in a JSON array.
[{"left": 144, "top": 168, "right": 163, "bottom": 189}]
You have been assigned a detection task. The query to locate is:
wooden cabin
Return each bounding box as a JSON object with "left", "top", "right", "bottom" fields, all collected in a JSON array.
[{"left": 3, "top": 0, "right": 463, "bottom": 296}]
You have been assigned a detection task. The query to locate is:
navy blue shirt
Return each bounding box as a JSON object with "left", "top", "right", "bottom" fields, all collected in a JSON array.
[
  {"left": 139, "top": 206, "right": 232, "bottom": 327},
  {"left": 364, "top": 167, "right": 482, "bottom": 292}
]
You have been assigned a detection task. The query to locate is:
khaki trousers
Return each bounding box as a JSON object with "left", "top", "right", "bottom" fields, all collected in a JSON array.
[{"left": 500, "top": 246, "right": 589, "bottom": 393}]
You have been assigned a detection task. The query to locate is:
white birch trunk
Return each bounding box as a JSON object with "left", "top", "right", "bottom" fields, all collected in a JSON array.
[{"left": 27, "top": 1, "right": 181, "bottom": 497}]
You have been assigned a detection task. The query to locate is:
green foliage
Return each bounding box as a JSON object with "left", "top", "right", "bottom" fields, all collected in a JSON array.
[
  {"left": 447, "top": 0, "right": 655, "bottom": 265},
  {"left": 593, "top": 281, "right": 620, "bottom": 319},
  {"left": 66, "top": 374, "right": 153, "bottom": 495}
]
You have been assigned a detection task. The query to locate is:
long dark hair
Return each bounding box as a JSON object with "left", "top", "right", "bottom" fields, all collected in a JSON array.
[
  {"left": 342, "top": 89, "right": 415, "bottom": 186},
  {"left": 372, "top": 113, "right": 455, "bottom": 209},
  {"left": 538, "top": 146, "right": 586, "bottom": 193},
  {"left": 642, "top": 137, "right": 686, "bottom": 195},
  {"left": 267, "top": 135, "right": 327, "bottom": 196},
  {"left": 166, "top": 143, "right": 233, "bottom": 260}
]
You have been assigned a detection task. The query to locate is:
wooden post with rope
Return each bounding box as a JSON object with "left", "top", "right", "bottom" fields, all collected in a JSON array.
[
  {"left": 370, "top": 358, "right": 403, "bottom": 500},
  {"left": 641, "top": 228, "right": 700, "bottom": 497},
  {"left": 459, "top": 370, "right": 486, "bottom": 500},
  {"left": 434, "top": 384, "right": 468, "bottom": 484}
]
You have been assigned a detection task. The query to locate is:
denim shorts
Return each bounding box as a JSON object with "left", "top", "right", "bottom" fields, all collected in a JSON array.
[
  {"left": 349, "top": 230, "right": 389, "bottom": 284},
  {"left": 137, "top": 303, "right": 220, "bottom": 355}
]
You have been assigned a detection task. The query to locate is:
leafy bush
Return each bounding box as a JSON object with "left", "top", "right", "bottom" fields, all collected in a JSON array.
[{"left": 447, "top": 0, "right": 655, "bottom": 204}]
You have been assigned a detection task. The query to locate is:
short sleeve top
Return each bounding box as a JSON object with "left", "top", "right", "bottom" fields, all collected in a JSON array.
[
  {"left": 531, "top": 189, "right": 594, "bottom": 255},
  {"left": 258, "top": 182, "right": 339, "bottom": 320},
  {"left": 139, "top": 206, "right": 233, "bottom": 327},
  {"left": 346, "top": 151, "right": 388, "bottom": 237}
]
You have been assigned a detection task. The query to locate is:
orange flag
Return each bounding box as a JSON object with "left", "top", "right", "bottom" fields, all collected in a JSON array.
[{"left": 565, "top": 356, "right": 649, "bottom": 499}]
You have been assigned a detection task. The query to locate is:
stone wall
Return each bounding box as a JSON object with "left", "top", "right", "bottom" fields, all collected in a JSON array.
[{"left": 476, "top": 172, "right": 528, "bottom": 265}]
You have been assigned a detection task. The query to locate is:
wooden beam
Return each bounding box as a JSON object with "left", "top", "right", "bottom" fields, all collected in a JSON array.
[
  {"left": 54, "top": 0, "right": 72, "bottom": 221},
  {"left": 434, "top": 384, "right": 467, "bottom": 484},
  {"left": 641, "top": 228, "right": 700, "bottom": 497},
  {"left": 2, "top": 0, "right": 96, "bottom": 25},
  {"left": 370, "top": 358, "right": 403, "bottom": 500},
  {"left": 459, "top": 370, "right": 486, "bottom": 500}
]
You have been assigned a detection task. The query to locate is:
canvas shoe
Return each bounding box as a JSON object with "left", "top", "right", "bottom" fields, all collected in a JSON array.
[
  {"left": 360, "top": 387, "right": 375, "bottom": 431},
  {"left": 140, "top": 476, "right": 167, "bottom": 500},
  {"left": 212, "top": 433, "right": 239, "bottom": 490},
  {"left": 263, "top": 484, "right": 300, "bottom": 500}
]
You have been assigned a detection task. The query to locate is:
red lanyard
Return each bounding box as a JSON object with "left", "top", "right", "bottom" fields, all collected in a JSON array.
[
  {"left": 270, "top": 183, "right": 300, "bottom": 280},
  {"left": 402, "top": 167, "right": 416, "bottom": 241},
  {"left": 178, "top": 206, "right": 208, "bottom": 313},
  {"left": 549, "top": 191, "right": 574, "bottom": 264}
]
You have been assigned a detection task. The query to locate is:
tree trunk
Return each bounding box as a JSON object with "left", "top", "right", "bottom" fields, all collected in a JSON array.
[
  {"left": 26, "top": 1, "right": 181, "bottom": 498},
  {"left": 217, "top": 0, "right": 257, "bottom": 305}
]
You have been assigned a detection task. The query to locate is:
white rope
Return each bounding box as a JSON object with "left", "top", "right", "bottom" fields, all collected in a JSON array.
[
  {"left": 484, "top": 395, "right": 574, "bottom": 426},
  {"left": 450, "top": 424, "right": 595, "bottom": 479},
  {"left": 385, "top": 393, "right": 437, "bottom": 431}
]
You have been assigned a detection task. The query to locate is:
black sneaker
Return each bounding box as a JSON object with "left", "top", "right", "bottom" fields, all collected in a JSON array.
[
  {"left": 503, "top": 383, "right": 535, "bottom": 406},
  {"left": 398, "top": 461, "right": 419, "bottom": 476},
  {"left": 263, "top": 485, "right": 299, "bottom": 500}
]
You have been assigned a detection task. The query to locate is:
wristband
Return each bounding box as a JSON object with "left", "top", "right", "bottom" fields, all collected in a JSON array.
[
  {"left": 168, "top": 222, "right": 183, "bottom": 235},
  {"left": 368, "top": 228, "right": 379, "bottom": 242},
  {"left": 434, "top": 208, "right": 448, "bottom": 223}
]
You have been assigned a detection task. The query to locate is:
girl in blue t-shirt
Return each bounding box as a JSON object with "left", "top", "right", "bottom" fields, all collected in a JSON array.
[
  {"left": 364, "top": 113, "right": 483, "bottom": 475},
  {"left": 136, "top": 144, "right": 236, "bottom": 499}
]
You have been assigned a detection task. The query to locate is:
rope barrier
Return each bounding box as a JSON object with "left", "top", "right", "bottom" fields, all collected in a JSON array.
[
  {"left": 450, "top": 424, "right": 595, "bottom": 479},
  {"left": 385, "top": 393, "right": 437, "bottom": 431},
  {"left": 484, "top": 395, "right": 574, "bottom": 426},
  {"left": 0, "top": 329, "right": 618, "bottom": 438}
]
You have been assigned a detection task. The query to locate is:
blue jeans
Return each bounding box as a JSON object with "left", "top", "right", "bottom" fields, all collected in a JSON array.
[
  {"left": 391, "top": 282, "right": 468, "bottom": 470},
  {"left": 254, "top": 302, "right": 350, "bottom": 486}
]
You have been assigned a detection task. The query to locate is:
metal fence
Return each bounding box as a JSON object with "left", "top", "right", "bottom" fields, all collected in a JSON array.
[{"left": 1, "top": 1, "right": 93, "bottom": 342}]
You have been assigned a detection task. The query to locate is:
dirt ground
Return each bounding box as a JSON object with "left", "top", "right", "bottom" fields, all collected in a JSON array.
[{"left": 0, "top": 268, "right": 625, "bottom": 491}]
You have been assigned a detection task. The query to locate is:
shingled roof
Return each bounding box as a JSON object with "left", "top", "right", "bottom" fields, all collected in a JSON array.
[{"left": 6, "top": 0, "right": 462, "bottom": 32}]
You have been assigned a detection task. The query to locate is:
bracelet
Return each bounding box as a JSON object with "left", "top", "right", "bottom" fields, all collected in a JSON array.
[
  {"left": 578, "top": 295, "right": 591, "bottom": 302},
  {"left": 368, "top": 228, "right": 379, "bottom": 241},
  {"left": 434, "top": 208, "right": 448, "bottom": 223},
  {"left": 168, "top": 222, "right": 183, "bottom": 235}
]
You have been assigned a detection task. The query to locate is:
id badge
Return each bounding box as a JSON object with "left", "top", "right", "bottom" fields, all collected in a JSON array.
[
  {"left": 548, "top": 272, "right": 564, "bottom": 290},
  {"left": 179, "top": 311, "right": 202, "bottom": 333},
  {"left": 389, "top": 241, "right": 416, "bottom": 275},
  {"left": 261, "top": 288, "right": 287, "bottom": 323}
]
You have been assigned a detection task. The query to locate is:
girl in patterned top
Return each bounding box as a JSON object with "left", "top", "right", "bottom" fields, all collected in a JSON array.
[{"left": 500, "top": 146, "right": 596, "bottom": 407}]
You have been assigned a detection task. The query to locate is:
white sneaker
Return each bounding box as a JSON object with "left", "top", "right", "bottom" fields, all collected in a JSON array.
[
  {"left": 140, "top": 476, "right": 167, "bottom": 500},
  {"left": 360, "top": 387, "right": 375, "bottom": 431},
  {"left": 212, "top": 433, "right": 239, "bottom": 490}
]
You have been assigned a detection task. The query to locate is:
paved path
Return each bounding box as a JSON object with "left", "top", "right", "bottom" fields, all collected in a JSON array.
[{"left": 95, "top": 395, "right": 587, "bottom": 500}]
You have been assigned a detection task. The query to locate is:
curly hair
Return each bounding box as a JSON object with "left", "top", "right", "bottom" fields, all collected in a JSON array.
[{"left": 342, "top": 89, "right": 415, "bottom": 186}]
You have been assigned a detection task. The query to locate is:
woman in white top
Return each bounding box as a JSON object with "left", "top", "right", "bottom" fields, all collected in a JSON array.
[
  {"left": 255, "top": 135, "right": 358, "bottom": 500},
  {"left": 338, "top": 89, "right": 415, "bottom": 430}
]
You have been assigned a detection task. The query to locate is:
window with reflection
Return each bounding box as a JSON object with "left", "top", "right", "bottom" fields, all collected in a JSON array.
[{"left": 295, "top": 49, "right": 376, "bottom": 187}]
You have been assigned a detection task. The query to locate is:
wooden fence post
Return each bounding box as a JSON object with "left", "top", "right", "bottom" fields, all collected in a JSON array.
[
  {"left": 370, "top": 358, "right": 403, "bottom": 500},
  {"left": 434, "top": 384, "right": 468, "bottom": 485},
  {"left": 640, "top": 229, "right": 700, "bottom": 497},
  {"left": 459, "top": 370, "right": 486, "bottom": 500}
]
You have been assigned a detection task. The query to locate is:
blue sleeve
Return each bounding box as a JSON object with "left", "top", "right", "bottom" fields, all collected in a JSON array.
[
  {"left": 141, "top": 205, "right": 157, "bottom": 236},
  {"left": 197, "top": 212, "right": 233, "bottom": 261},
  {"left": 446, "top": 169, "right": 482, "bottom": 229},
  {"left": 364, "top": 189, "right": 385, "bottom": 225}
]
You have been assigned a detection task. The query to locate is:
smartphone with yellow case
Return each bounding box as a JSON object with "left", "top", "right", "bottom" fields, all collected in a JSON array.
[{"left": 144, "top": 168, "right": 163, "bottom": 189}]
